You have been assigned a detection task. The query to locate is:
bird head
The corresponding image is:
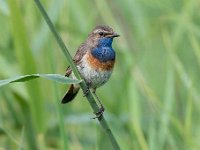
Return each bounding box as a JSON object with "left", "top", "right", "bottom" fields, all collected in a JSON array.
[{"left": 87, "top": 25, "right": 119, "bottom": 47}]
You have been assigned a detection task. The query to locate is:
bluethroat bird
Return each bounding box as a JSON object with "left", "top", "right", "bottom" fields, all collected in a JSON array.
[{"left": 62, "top": 25, "right": 119, "bottom": 117}]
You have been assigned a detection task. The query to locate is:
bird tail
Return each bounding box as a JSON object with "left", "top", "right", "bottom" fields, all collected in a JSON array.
[{"left": 61, "top": 84, "right": 80, "bottom": 104}]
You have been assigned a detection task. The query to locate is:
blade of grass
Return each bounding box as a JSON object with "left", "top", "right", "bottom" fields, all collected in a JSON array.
[
  {"left": 158, "top": 64, "right": 175, "bottom": 149},
  {"left": 184, "top": 90, "right": 193, "bottom": 147},
  {"left": 189, "top": 34, "right": 200, "bottom": 68},
  {"left": 13, "top": 92, "right": 38, "bottom": 150},
  {"left": 128, "top": 73, "right": 148, "bottom": 150},
  {"left": 0, "top": 74, "right": 81, "bottom": 87},
  {"left": 18, "top": 126, "right": 25, "bottom": 150},
  {"left": 162, "top": 30, "right": 200, "bottom": 104}
]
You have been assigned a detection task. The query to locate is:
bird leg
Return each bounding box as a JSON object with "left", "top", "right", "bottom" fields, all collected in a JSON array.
[
  {"left": 83, "top": 86, "right": 90, "bottom": 97},
  {"left": 82, "top": 81, "right": 105, "bottom": 119},
  {"left": 92, "top": 88, "right": 105, "bottom": 119},
  {"left": 83, "top": 81, "right": 91, "bottom": 97}
]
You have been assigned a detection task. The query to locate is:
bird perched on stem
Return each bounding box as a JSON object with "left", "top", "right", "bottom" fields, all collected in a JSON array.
[{"left": 62, "top": 25, "right": 119, "bottom": 117}]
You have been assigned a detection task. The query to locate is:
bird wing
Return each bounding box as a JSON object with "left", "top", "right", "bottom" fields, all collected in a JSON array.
[
  {"left": 73, "top": 43, "right": 88, "bottom": 64},
  {"left": 65, "top": 43, "right": 88, "bottom": 77}
]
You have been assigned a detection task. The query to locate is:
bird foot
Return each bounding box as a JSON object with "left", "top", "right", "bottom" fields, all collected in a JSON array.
[
  {"left": 83, "top": 87, "right": 90, "bottom": 97},
  {"left": 83, "top": 81, "right": 92, "bottom": 97},
  {"left": 92, "top": 105, "right": 105, "bottom": 119}
]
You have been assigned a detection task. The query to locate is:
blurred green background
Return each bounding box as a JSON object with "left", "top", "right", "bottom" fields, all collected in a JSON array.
[{"left": 0, "top": 0, "right": 200, "bottom": 149}]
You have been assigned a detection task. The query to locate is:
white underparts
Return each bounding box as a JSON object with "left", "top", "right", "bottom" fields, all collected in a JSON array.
[{"left": 77, "top": 55, "right": 113, "bottom": 88}]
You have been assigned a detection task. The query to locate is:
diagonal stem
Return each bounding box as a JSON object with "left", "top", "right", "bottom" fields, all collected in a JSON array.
[{"left": 34, "top": 0, "right": 120, "bottom": 149}]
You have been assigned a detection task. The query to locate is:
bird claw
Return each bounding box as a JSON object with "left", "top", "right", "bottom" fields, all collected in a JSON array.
[
  {"left": 92, "top": 105, "right": 105, "bottom": 119},
  {"left": 83, "top": 88, "right": 90, "bottom": 97},
  {"left": 83, "top": 81, "right": 91, "bottom": 97}
]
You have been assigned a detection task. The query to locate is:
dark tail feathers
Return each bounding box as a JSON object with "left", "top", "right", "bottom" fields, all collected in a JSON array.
[{"left": 61, "top": 84, "right": 80, "bottom": 104}]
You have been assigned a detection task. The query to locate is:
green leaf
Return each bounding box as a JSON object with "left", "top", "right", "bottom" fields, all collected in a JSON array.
[
  {"left": 39, "top": 74, "right": 81, "bottom": 84},
  {"left": 0, "top": 74, "right": 81, "bottom": 87}
]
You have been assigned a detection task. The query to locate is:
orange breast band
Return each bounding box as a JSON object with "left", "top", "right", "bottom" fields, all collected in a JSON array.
[{"left": 86, "top": 52, "right": 115, "bottom": 71}]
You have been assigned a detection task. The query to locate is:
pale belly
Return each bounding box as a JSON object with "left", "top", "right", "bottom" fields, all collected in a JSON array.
[{"left": 77, "top": 60, "right": 113, "bottom": 89}]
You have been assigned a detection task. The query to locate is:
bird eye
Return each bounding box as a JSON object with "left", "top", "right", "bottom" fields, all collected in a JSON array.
[{"left": 98, "top": 32, "right": 104, "bottom": 36}]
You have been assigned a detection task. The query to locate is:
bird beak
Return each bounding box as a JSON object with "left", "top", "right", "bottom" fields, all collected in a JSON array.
[
  {"left": 111, "top": 33, "right": 120, "bottom": 38},
  {"left": 106, "top": 33, "right": 120, "bottom": 38}
]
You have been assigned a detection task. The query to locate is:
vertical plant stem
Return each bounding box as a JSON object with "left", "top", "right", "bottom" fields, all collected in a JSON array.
[{"left": 34, "top": 0, "right": 120, "bottom": 149}]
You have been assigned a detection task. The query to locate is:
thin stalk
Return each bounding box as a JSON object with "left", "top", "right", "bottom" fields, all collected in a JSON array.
[{"left": 34, "top": 0, "right": 120, "bottom": 149}]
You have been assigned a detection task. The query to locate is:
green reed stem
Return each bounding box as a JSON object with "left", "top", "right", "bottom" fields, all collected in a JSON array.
[{"left": 34, "top": 0, "right": 120, "bottom": 149}]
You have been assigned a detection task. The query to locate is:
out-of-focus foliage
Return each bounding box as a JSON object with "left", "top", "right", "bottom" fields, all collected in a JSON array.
[{"left": 0, "top": 0, "right": 200, "bottom": 149}]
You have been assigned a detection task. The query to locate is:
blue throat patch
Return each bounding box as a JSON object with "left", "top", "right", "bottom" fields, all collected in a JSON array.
[{"left": 91, "top": 38, "right": 115, "bottom": 62}]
